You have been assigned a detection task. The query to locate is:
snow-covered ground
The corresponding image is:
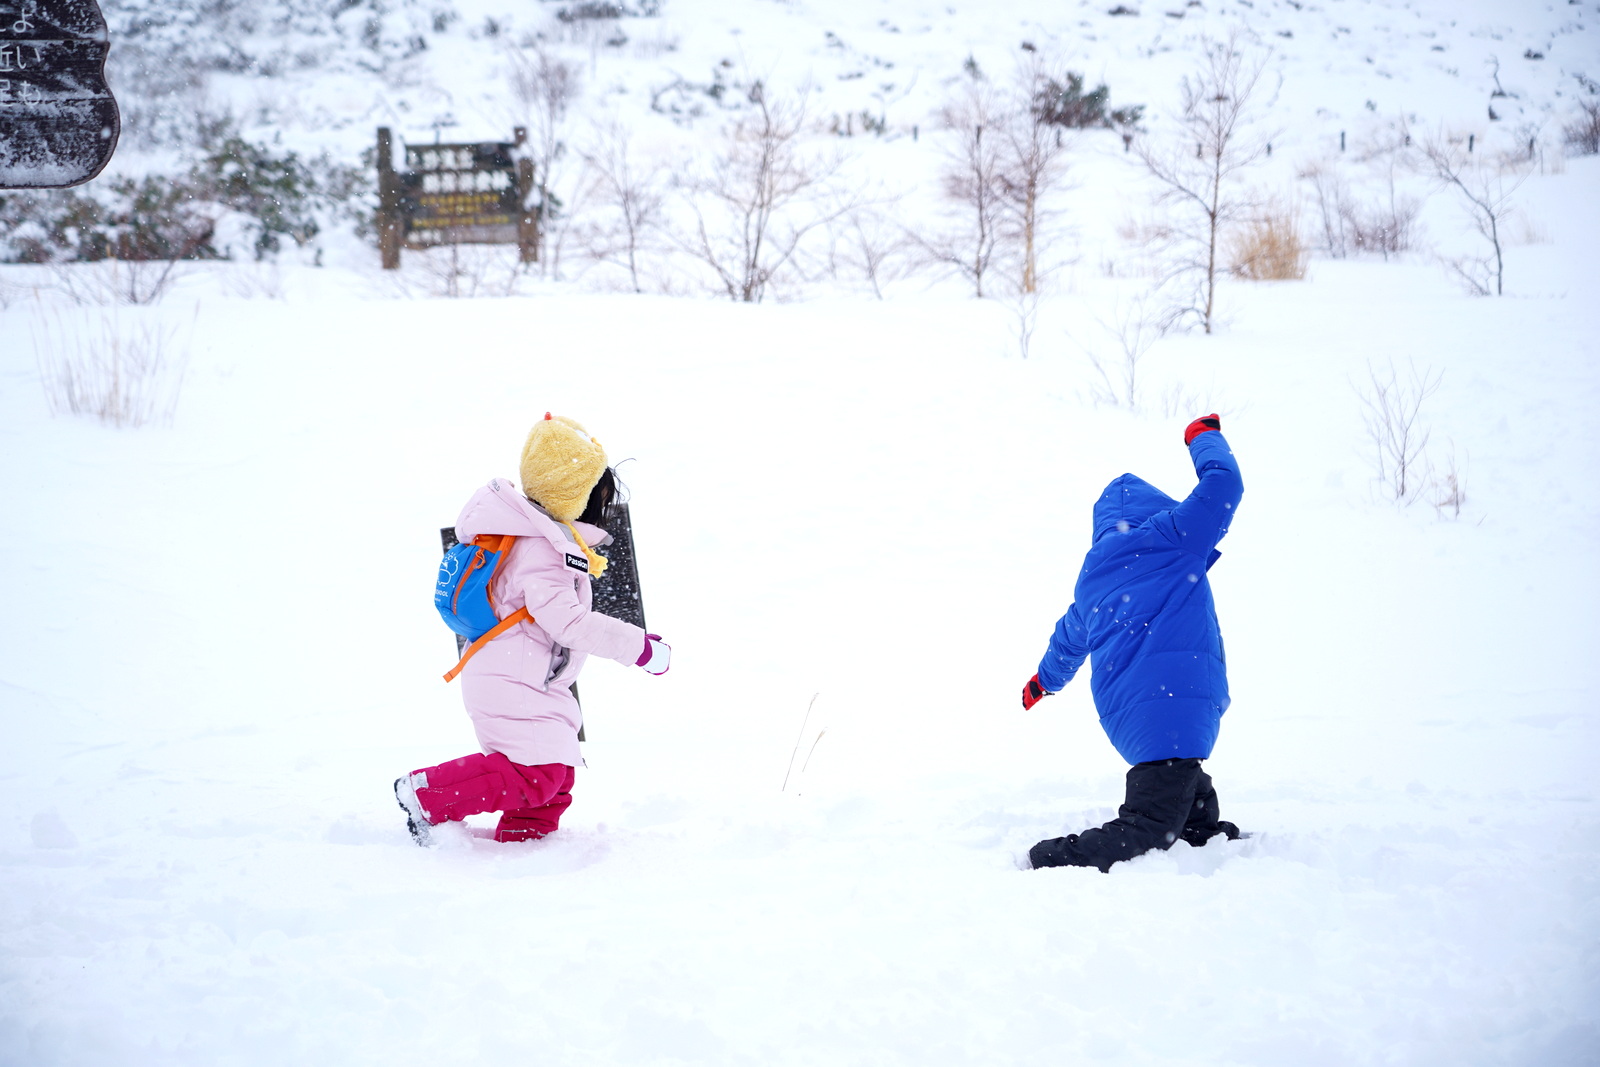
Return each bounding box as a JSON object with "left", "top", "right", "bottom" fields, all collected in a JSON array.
[{"left": 4, "top": 0, "right": 1600, "bottom": 1063}]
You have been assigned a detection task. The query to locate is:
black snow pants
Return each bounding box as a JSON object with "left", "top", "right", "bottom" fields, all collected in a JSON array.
[{"left": 1028, "top": 757, "right": 1240, "bottom": 873}]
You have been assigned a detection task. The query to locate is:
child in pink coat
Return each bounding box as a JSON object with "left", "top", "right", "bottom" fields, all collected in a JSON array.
[{"left": 394, "top": 414, "right": 670, "bottom": 846}]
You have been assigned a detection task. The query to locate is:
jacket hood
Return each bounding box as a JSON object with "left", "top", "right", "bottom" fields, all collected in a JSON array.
[
  {"left": 456, "top": 478, "right": 611, "bottom": 546},
  {"left": 1092, "top": 474, "right": 1179, "bottom": 542}
]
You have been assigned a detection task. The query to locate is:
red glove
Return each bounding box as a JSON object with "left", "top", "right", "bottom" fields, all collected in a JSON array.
[
  {"left": 1184, "top": 414, "right": 1221, "bottom": 446},
  {"left": 1022, "top": 674, "right": 1054, "bottom": 710}
]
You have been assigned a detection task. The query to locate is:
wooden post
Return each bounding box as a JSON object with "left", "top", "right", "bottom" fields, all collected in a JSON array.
[
  {"left": 518, "top": 157, "right": 538, "bottom": 264},
  {"left": 377, "top": 127, "right": 402, "bottom": 270},
  {"left": 512, "top": 126, "right": 537, "bottom": 264}
]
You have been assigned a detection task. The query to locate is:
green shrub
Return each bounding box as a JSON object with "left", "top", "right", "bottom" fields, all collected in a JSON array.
[
  {"left": 0, "top": 132, "right": 368, "bottom": 264},
  {"left": 1031, "top": 72, "right": 1144, "bottom": 131}
]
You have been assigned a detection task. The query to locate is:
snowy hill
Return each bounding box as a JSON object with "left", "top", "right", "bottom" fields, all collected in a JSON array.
[{"left": 2, "top": 0, "right": 1599, "bottom": 1064}]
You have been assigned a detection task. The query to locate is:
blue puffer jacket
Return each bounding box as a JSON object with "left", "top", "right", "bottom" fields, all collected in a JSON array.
[{"left": 1035, "top": 431, "right": 1243, "bottom": 764}]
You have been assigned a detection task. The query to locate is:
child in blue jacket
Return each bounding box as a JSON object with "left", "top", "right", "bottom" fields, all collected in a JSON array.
[{"left": 1021, "top": 415, "right": 1244, "bottom": 872}]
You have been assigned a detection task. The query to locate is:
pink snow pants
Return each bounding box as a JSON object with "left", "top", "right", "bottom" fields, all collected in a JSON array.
[{"left": 411, "top": 752, "right": 577, "bottom": 843}]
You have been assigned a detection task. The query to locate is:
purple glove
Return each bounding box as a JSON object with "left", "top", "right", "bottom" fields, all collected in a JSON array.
[{"left": 637, "top": 634, "right": 671, "bottom": 675}]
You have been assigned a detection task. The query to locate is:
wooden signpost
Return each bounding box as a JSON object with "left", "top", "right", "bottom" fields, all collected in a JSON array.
[
  {"left": 376, "top": 126, "right": 537, "bottom": 269},
  {"left": 0, "top": 0, "right": 119, "bottom": 188}
]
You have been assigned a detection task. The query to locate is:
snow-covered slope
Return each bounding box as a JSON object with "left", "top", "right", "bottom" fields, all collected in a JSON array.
[
  {"left": 2, "top": 1, "right": 1599, "bottom": 1064},
  {"left": 106, "top": 0, "right": 1598, "bottom": 149}
]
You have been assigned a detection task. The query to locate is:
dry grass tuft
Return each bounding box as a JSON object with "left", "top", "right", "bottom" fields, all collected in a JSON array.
[
  {"left": 1230, "top": 201, "right": 1308, "bottom": 281},
  {"left": 34, "top": 307, "right": 190, "bottom": 428}
]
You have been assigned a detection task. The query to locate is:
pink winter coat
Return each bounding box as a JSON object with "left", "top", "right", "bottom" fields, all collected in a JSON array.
[{"left": 453, "top": 478, "right": 647, "bottom": 767}]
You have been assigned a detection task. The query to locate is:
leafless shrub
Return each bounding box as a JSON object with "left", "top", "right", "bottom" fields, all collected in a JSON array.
[
  {"left": 1301, "top": 162, "right": 1421, "bottom": 260},
  {"left": 1352, "top": 123, "right": 1425, "bottom": 258},
  {"left": 1132, "top": 31, "right": 1276, "bottom": 333},
  {"left": 1563, "top": 99, "right": 1600, "bottom": 156},
  {"left": 673, "top": 81, "right": 847, "bottom": 302},
  {"left": 0, "top": 270, "right": 43, "bottom": 309},
  {"left": 1301, "top": 163, "right": 1354, "bottom": 258},
  {"left": 1355, "top": 359, "right": 1441, "bottom": 504},
  {"left": 1348, "top": 196, "right": 1421, "bottom": 258},
  {"left": 1505, "top": 209, "right": 1550, "bottom": 247},
  {"left": 47, "top": 259, "right": 190, "bottom": 306},
  {"left": 1156, "top": 381, "right": 1210, "bottom": 419},
  {"left": 1430, "top": 440, "right": 1467, "bottom": 520},
  {"left": 1229, "top": 198, "right": 1307, "bottom": 280},
  {"left": 415, "top": 244, "right": 526, "bottom": 298},
  {"left": 219, "top": 262, "right": 286, "bottom": 300},
  {"left": 579, "top": 120, "right": 667, "bottom": 293},
  {"left": 33, "top": 306, "right": 191, "bottom": 428},
  {"left": 828, "top": 202, "right": 916, "bottom": 299},
  {"left": 1003, "top": 285, "right": 1042, "bottom": 359},
  {"left": 1112, "top": 213, "right": 1174, "bottom": 281},
  {"left": 1074, "top": 294, "right": 1167, "bottom": 408}
]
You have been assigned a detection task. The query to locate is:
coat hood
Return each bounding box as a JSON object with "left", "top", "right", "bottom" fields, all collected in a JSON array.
[
  {"left": 1092, "top": 474, "right": 1179, "bottom": 543},
  {"left": 456, "top": 478, "right": 610, "bottom": 546}
]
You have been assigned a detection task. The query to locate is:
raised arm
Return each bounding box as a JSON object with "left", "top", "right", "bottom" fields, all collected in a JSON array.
[{"left": 1169, "top": 415, "right": 1243, "bottom": 558}]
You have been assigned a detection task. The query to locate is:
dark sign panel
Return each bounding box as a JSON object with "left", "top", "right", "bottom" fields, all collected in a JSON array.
[
  {"left": 589, "top": 502, "right": 648, "bottom": 632},
  {"left": 399, "top": 141, "right": 521, "bottom": 247},
  {"left": 0, "top": 0, "right": 119, "bottom": 188},
  {"left": 376, "top": 127, "right": 536, "bottom": 268}
]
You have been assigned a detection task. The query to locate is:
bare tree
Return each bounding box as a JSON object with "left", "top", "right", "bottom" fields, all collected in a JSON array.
[
  {"left": 1355, "top": 359, "right": 1441, "bottom": 503},
  {"left": 580, "top": 120, "right": 667, "bottom": 293},
  {"left": 925, "top": 80, "right": 1006, "bottom": 298},
  {"left": 1417, "top": 131, "right": 1525, "bottom": 297},
  {"left": 1133, "top": 32, "right": 1274, "bottom": 333},
  {"left": 675, "top": 81, "right": 846, "bottom": 303},
  {"left": 997, "top": 57, "right": 1075, "bottom": 295},
  {"left": 506, "top": 42, "right": 583, "bottom": 276}
]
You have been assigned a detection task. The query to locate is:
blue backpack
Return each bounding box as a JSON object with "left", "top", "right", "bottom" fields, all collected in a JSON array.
[{"left": 434, "top": 532, "right": 532, "bottom": 681}]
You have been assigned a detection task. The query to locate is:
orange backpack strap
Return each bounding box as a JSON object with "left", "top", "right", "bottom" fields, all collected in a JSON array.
[{"left": 443, "top": 606, "right": 533, "bottom": 682}]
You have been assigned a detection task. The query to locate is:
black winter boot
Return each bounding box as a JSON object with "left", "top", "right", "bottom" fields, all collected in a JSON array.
[{"left": 1029, "top": 758, "right": 1212, "bottom": 872}]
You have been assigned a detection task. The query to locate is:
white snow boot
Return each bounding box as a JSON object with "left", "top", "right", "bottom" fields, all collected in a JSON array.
[{"left": 394, "top": 772, "right": 435, "bottom": 847}]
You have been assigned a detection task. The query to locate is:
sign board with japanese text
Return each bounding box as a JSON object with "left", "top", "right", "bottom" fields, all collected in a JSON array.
[
  {"left": 0, "top": 0, "right": 119, "bottom": 188},
  {"left": 400, "top": 141, "right": 521, "bottom": 247},
  {"left": 375, "top": 127, "right": 537, "bottom": 269}
]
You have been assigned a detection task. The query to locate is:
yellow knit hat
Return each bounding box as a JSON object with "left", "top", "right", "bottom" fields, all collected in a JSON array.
[{"left": 519, "top": 413, "right": 608, "bottom": 523}]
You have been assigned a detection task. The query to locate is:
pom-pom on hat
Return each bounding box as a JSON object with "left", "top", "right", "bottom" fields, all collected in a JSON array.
[{"left": 519, "top": 413, "right": 609, "bottom": 523}]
